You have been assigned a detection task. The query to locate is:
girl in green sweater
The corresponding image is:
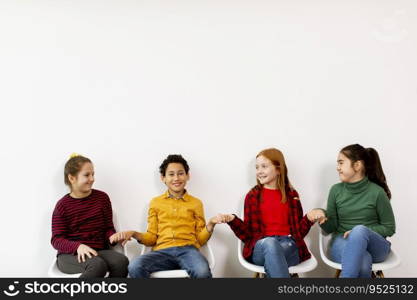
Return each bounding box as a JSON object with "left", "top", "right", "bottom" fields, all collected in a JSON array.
[{"left": 320, "top": 144, "right": 395, "bottom": 278}]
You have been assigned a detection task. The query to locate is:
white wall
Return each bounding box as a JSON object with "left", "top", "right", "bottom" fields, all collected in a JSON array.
[{"left": 0, "top": 0, "right": 416, "bottom": 277}]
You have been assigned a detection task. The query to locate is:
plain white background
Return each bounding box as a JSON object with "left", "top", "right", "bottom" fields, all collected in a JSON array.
[{"left": 0, "top": 0, "right": 416, "bottom": 277}]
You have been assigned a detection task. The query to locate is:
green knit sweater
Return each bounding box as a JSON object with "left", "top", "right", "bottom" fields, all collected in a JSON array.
[{"left": 320, "top": 177, "right": 395, "bottom": 237}]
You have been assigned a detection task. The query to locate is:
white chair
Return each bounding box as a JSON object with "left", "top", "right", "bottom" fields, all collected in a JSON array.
[
  {"left": 237, "top": 238, "right": 318, "bottom": 278},
  {"left": 127, "top": 241, "right": 215, "bottom": 278},
  {"left": 319, "top": 230, "right": 401, "bottom": 278}
]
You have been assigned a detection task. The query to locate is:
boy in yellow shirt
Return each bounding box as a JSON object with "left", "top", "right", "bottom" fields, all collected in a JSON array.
[{"left": 112, "top": 154, "right": 222, "bottom": 278}]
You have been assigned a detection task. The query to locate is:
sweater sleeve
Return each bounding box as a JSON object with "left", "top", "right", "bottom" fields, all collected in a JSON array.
[
  {"left": 367, "top": 190, "right": 396, "bottom": 237},
  {"left": 295, "top": 196, "right": 314, "bottom": 238},
  {"left": 320, "top": 185, "right": 339, "bottom": 234},
  {"left": 103, "top": 195, "right": 116, "bottom": 244},
  {"left": 51, "top": 203, "right": 81, "bottom": 254}
]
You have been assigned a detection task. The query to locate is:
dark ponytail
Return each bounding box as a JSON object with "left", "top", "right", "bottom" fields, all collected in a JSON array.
[{"left": 341, "top": 144, "right": 391, "bottom": 199}]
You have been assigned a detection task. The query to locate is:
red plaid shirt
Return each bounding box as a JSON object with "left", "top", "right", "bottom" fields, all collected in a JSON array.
[{"left": 228, "top": 185, "right": 313, "bottom": 262}]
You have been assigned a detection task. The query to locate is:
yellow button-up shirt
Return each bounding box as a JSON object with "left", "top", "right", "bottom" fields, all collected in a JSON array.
[{"left": 140, "top": 191, "right": 212, "bottom": 251}]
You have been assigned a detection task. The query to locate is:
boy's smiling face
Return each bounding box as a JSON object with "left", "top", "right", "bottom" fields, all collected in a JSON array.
[{"left": 161, "top": 162, "right": 189, "bottom": 197}]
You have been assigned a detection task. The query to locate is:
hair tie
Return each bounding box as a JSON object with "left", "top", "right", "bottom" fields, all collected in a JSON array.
[{"left": 69, "top": 152, "right": 80, "bottom": 159}]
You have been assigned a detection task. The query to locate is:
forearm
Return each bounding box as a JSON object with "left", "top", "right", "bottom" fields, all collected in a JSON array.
[
  {"left": 197, "top": 226, "right": 212, "bottom": 245},
  {"left": 368, "top": 223, "right": 395, "bottom": 238},
  {"left": 136, "top": 231, "right": 157, "bottom": 246},
  {"left": 51, "top": 236, "right": 81, "bottom": 254},
  {"left": 319, "top": 217, "right": 337, "bottom": 234},
  {"left": 206, "top": 221, "right": 216, "bottom": 233}
]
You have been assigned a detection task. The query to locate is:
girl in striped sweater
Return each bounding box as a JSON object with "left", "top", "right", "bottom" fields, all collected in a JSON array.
[{"left": 51, "top": 154, "right": 129, "bottom": 278}]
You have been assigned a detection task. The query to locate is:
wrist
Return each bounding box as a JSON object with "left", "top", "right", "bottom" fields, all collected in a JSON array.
[
  {"left": 206, "top": 223, "right": 215, "bottom": 233},
  {"left": 134, "top": 232, "right": 142, "bottom": 242}
]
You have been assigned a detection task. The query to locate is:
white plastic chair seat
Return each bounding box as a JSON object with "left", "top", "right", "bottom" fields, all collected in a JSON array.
[
  {"left": 319, "top": 230, "right": 401, "bottom": 275},
  {"left": 129, "top": 241, "right": 215, "bottom": 278},
  {"left": 237, "top": 239, "right": 317, "bottom": 276}
]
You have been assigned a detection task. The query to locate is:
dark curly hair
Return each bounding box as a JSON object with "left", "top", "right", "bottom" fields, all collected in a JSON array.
[{"left": 159, "top": 154, "right": 189, "bottom": 176}]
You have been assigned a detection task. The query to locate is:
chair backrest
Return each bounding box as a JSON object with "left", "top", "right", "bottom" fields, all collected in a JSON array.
[{"left": 319, "top": 229, "right": 332, "bottom": 259}]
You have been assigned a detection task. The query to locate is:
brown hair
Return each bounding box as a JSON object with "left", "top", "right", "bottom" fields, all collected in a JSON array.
[
  {"left": 256, "top": 148, "right": 292, "bottom": 203},
  {"left": 64, "top": 155, "right": 92, "bottom": 189}
]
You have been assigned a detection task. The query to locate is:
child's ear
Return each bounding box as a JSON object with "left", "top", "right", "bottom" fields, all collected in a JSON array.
[
  {"left": 160, "top": 174, "right": 165, "bottom": 182},
  {"left": 275, "top": 167, "right": 280, "bottom": 175},
  {"left": 68, "top": 174, "right": 76, "bottom": 185},
  {"left": 353, "top": 160, "right": 364, "bottom": 172}
]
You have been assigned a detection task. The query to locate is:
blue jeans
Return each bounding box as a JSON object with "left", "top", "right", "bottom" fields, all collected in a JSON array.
[
  {"left": 128, "top": 245, "right": 212, "bottom": 278},
  {"left": 251, "top": 235, "right": 300, "bottom": 278},
  {"left": 330, "top": 225, "right": 391, "bottom": 278}
]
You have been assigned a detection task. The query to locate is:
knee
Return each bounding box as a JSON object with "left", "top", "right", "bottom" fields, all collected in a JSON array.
[
  {"left": 85, "top": 256, "right": 108, "bottom": 277},
  {"left": 114, "top": 254, "right": 129, "bottom": 269},
  {"left": 189, "top": 264, "right": 212, "bottom": 278},
  {"left": 111, "top": 254, "right": 129, "bottom": 278},
  {"left": 349, "top": 225, "right": 369, "bottom": 239},
  {"left": 128, "top": 256, "right": 148, "bottom": 278},
  {"left": 259, "top": 237, "right": 283, "bottom": 254}
]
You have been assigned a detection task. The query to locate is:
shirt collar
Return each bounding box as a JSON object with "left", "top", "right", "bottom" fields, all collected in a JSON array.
[{"left": 164, "top": 190, "right": 190, "bottom": 201}]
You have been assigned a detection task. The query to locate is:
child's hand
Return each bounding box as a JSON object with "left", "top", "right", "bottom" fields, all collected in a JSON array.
[
  {"left": 206, "top": 214, "right": 234, "bottom": 232},
  {"left": 76, "top": 244, "right": 98, "bottom": 263},
  {"left": 109, "top": 231, "right": 135, "bottom": 246},
  {"left": 307, "top": 209, "right": 327, "bottom": 224},
  {"left": 222, "top": 214, "right": 235, "bottom": 223},
  {"left": 343, "top": 230, "right": 351, "bottom": 239},
  {"left": 209, "top": 214, "right": 235, "bottom": 225},
  {"left": 209, "top": 214, "right": 225, "bottom": 225}
]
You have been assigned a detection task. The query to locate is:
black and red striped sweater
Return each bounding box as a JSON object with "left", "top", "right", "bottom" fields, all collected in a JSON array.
[{"left": 51, "top": 189, "right": 116, "bottom": 255}]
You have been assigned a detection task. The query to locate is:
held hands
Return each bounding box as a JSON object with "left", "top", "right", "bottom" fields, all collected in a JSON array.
[
  {"left": 209, "top": 214, "right": 235, "bottom": 224},
  {"left": 206, "top": 214, "right": 236, "bottom": 232},
  {"left": 109, "top": 231, "right": 136, "bottom": 246},
  {"left": 307, "top": 209, "right": 327, "bottom": 224},
  {"left": 76, "top": 244, "right": 98, "bottom": 263}
]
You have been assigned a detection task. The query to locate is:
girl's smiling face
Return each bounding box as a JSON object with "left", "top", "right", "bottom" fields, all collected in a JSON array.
[
  {"left": 337, "top": 152, "right": 364, "bottom": 183},
  {"left": 68, "top": 162, "right": 95, "bottom": 196},
  {"left": 256, "top": 155, "right": 280, "bottom": 189}
]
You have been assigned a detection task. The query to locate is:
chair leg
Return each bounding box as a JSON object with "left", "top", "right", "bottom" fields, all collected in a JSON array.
[
  {"left": 375, "top": 271, "right": 384, "bottom": 278},
  {"left": 335, "top": 269, "right": 341, "bottom": 278}
]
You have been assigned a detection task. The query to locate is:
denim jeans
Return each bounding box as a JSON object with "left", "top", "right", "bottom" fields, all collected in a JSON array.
[
  {"left": 251, "top": 235, "right": 299, "bottom": 278},
  {"left": 330, "top": 225, "right": 391, "bottom": 278},
  {"left": 128, "top": 245, "right": 212, "bottom": 278}
]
